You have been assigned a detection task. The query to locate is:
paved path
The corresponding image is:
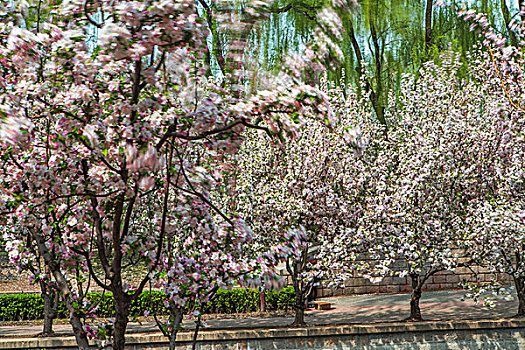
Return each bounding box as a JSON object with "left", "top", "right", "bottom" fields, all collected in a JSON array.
[{"left": 0, "top": 290, "right": 518, "bottom": 338}]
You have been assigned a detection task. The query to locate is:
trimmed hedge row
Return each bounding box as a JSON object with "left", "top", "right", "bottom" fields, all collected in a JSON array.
[{"left": 0, "top": 287, "right": 295, "bottom": 321}]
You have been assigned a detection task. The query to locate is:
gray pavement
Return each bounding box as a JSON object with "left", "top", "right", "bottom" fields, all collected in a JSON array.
[{"left": 0, "top": 290, "right": 518, "bottom": 338}]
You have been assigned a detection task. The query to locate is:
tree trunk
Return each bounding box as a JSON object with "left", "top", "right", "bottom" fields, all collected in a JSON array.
[
  {"left": 347, "top": 18, "right": 386, "bottom": 127},
  {"left": 259, "top": 290, "right": 266, "bottom": 312},
  {"left": 198, "top": 0, "right": 225, "bottom": 75},
  {"left": 169, "top": 308, "right": 184, "bottom": 350},
  {"left": 33, "top": 230, "right": 90, "bottom": 349},
  {"left": 292, "top": 280, "right": 305, "bottom": 326},
  {"left": 520, "top": 0, "right": 525, "bottom": 22},
  {"left": 191, "top": 317, "right": 201, "bottom": 350},
  {"left": 425, "top": 0, "right": 433, "bottom": 54},
  {"left": 408, "top": 274, "right": 423, "bottom": 321},
  {"left": 368, "top": 19, "right": 386, "bottom": 127},
  {"left": 501, "top": 0, "right": 518, "bottom": 46},
  {"left": 514, "top": 276, "right": 525, "bottom": 317},
  {"left": 113, "top": 292, "right": 130, "bottom": 350},
  {"left": 68, "top": 308, "right": 90, "bottom": 349},
  {"left": 41, "top": 282, "right": 57, "bottom": 336}
]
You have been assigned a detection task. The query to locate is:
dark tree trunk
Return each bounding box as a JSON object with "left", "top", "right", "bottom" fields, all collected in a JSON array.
[
  {"left": 514, "top": 276, "right": 525, "bottom": 317},
  {"left": 408, "top": 274, "right": 423, "bottom": 321},
  {"left": 169, "top": 308, "right": 184, "bottom": 350},
  {"left": 41, "top": 281, "right": 58, "bottom": 336},
  {"left": 286, "top": 248, "right": 310, "bottom": 327},
  {"left": 520, "top": 0, "right": 525, "bottom": 22},
  {"left": 191, "top": 318, "right": 200, "bottom": 350},
  {"left": 347, "top": 18, "right": 386, "bottom": 127},
  {"left": 425, "top": 0, "right": 433, "bottom": 53},
  {"left": 501, "top": 0, "right": 518, "bottom": 46},
  {"left": 112, "top": 291, "right": 131, "bottom": 350},
  {"left": 67, "top": 306, "right": 90, "bottom": 349},
  {"left": 368, "top": 19, "right": 386, "bottom": 127},
  {"left": 292, "top": 279, "right": 306, "bottom": 326},
  {"left": 197, "top": 0, "right": 225, "bottom": 75}
]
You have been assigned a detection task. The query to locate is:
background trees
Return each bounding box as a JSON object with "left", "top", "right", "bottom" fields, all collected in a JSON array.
[{"left": 356, "top": 51, "right": 490, "bottom": 320}]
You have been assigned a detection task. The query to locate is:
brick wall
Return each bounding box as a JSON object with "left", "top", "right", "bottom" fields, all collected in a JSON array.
[{"left": 315, "top": 255, "right": 513, "bottom": 297}]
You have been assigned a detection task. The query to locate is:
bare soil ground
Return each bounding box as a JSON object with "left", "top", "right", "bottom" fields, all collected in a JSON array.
[{"left": 0, "top": 253, "right": 149, "bottom": 294}]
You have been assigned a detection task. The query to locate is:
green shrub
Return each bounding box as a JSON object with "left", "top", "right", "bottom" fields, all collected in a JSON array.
[
  {"left": 131, "top": 290, "right": 168, "bottom": 316},
  {"left": 0, "top": 287, "right": 295, "bottom": 321},
  {"left": 0, "top": 294, "right": 44, "bottom": 321},
  {"left": 204, "top": 288, "right": 259, "bottom": 314},
  {"left": 265, "top": 286, "right": 295, "bottom": 311}
]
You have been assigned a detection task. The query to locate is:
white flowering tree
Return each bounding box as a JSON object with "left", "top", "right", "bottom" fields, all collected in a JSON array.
[
  {"left": 355, "top": 49, "right": 520, "bottom": 321},
  {"left": 230, "top": 82, "right": 370, "bottom": 325},
  {"left": 457, "top": 10, "right": 525, "bottom": 317}
]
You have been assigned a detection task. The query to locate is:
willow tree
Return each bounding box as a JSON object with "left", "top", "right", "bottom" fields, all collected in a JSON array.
[{"left": 240, "top": 0, "right": 512, "bottom": 120}]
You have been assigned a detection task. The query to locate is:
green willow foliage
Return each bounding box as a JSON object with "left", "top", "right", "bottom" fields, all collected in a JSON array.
[
  {"left": 250, "top": 0, "right": 516, "bottom": 77},
  {"left": 235, "top": 0, "right": 522, "bottom": 119},
  {"left": 5, "top": 0, "right": 519, "bottom": 114}
]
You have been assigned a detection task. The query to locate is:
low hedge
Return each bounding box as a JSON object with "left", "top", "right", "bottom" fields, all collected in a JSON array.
[
  {"left": 0, "top": 287, "right": 296, "bottom": 321},
  {"left": 0, "top": 293, "right": 48, "bottom": 321}
]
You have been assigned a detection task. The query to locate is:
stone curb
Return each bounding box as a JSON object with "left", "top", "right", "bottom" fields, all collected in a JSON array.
[{"left": 1, "top": 319, "right": 524, "bottom": 349}]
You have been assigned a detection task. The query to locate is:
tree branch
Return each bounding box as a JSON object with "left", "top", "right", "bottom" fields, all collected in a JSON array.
[
  {"left": 84, "top": 0, "right": 103, "bottom": 28},
  {"left": 156, "top": 119, "right": 245, "bottom": 149}
]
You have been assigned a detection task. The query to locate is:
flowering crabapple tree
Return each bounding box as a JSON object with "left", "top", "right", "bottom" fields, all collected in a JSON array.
[
  {"left": 457, "top": 10, "right": 525, "bottom": 317},
  {"left": 355, "top": 50, "right": 517, "bottom": 321},
  {"left": 0, "top": 0, "right": 357, "bottom": 349},
  {"left": 0, "top": 2, "right": 65, "bottom": 337},
  {"left": 147, "top": 149, "right": 290, "bottom": 349},
  {"left": 230, "top": 83, "right": 369, "bottom": 325},
  {"left": 157, "top": 218, "right": 292, "bottom": 349}
]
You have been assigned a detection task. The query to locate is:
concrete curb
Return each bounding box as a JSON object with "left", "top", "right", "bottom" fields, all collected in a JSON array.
[{"left": 1, "top": 319, "right": 524, "bottom": 349}]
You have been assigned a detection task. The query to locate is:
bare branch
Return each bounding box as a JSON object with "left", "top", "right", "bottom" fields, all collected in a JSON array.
[
  {"left": 156, "top": 119, "right": 244, "bottom": 149},
  {"left": 173, "top": 148, "right": 236, "bottom": 227},
  {"left": 81, "top": 160, "right": 112, "bottom": 277}
]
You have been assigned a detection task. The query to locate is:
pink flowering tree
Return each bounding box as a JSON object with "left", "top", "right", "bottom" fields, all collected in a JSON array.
[
  {"left": 0, "top": 1, "right": 65, "bottom": 336},
  {"left": 155, "top": 212, "right": 291, "bottom": 349},
  {"left": 0, "top": 0, "right": 356, "bottom": 348}
]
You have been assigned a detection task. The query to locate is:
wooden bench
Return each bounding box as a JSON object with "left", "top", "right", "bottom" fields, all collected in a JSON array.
[{"left": 312, "top": 300, "right": 331, "bottom": 310}]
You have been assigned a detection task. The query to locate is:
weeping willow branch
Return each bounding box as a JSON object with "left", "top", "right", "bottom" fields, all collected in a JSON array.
[
  {"left": 270, "top": 2, "right": 321, "bottom": 20},
  {"left": 487, "top": 46, "right": 524, "bottom": 112}
]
